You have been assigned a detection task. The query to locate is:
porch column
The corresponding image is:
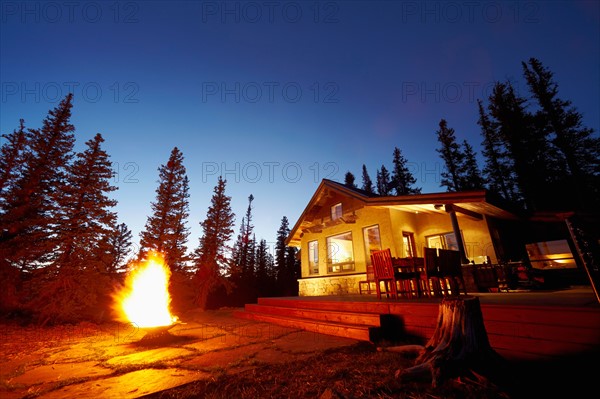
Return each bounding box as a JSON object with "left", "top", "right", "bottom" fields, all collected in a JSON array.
[{"left": 445, "top": 204, "right": 470, "bottom": 264}]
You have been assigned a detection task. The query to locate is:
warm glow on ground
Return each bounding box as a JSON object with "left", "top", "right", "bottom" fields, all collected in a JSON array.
[{"left": 116, "top": 252, "right": 178, "bottom": 328}]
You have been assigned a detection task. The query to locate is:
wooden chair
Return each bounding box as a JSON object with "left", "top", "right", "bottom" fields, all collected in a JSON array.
[
  {"left": 358, "top": 265, "right": 375, "bottom": 295},
  {"left": 420, "top": 247, "right": 444, "bottom": 297},
  {"left": 371, "top": 249, "right": 398, "bottom": 299},
  {"left": 371, "top": 249, "right": 420, "bottom": 299},
  {"left": 438, "top": 248, "right": 468, "bottom": 295}
]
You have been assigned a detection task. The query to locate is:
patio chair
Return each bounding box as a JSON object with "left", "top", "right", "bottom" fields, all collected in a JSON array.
[
  {"left": 371, "top": 249, "right": 420, "bottom": 299},
  {"left": 438, "top": 248, "right": 468, "bottom": 295},
  {"left": 358, "top": 265, "right": 376, "bottom": 295},
  {"left": 420, "top": 247, "right": 444, "bottom": 297}
]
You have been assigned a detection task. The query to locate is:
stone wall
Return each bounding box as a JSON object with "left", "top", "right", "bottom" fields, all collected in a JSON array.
[{"left": 298, "top": 274, "right": 366, "bottom": 296}]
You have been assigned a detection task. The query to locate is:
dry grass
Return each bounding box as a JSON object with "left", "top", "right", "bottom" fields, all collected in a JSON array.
[{"left": 144, "top": 342, "right": 511, "bottom": 399}]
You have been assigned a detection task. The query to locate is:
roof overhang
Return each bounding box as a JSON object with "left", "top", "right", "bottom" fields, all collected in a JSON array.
[{"left": 285, "top": 179, "right": 518, "bottom": 247}]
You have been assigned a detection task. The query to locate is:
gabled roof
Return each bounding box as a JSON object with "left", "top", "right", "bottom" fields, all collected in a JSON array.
[{"left": 286, "top": 179, "right": 518, "bottom": 246}]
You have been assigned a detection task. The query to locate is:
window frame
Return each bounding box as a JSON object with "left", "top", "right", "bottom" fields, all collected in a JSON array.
[
  {"left": 308, "top": 240, "right": 319, "bottom": 275},
  {"left": 331, "top": 203, "right": 343, "bottom": 221},
  {"left": 326, "top": 231, "right": 355, "bottom": 273},
  {"left": 402, "top": 231, "right": 417, "bottom": 258},
  {"left": 363, "top": 225, "right": 382, "bottom": 266}
]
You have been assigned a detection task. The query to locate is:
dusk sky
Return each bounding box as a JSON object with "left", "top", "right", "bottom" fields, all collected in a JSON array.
[{"left": 1, "top": 1, "right": 599, "bottom": 254}]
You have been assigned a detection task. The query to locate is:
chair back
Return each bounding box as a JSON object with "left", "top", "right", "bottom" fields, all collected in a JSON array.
[
  {"left": 438, "top": 249, "right": 461, "bottom": 277},
  {"left": 371, "top": 248, "right": 395, "bottom": 280},
  {"left": 423, "top": 247, "right": 439, "bottom": 275}
]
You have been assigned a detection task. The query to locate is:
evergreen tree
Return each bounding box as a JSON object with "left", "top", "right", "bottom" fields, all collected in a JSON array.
[
  {"left": 460, "top": 140, "right": 485, "bottom": 190},
  {"left": 193, "top": 176, "right": 235, "bottom": 309},
  {"left": 0, "top": 94, "right": 75, "bottom": 269},
  {"left": 34, "top": 133, "right": 118, "bottom": 324},
  {"left": 275, "top": 216, "right": 298, "bottom": 295},
  {"left": 478, "top": 99, "right": 519, "bottom": 202},
  {"left": 344, "top": 171, "right": 357, "bottom": 188},
  {"left": 139, "top": 147, "right": 190, "bottom": 271},
  {"left": 435, "top": 119, "right": 465, "bottom": 192},
  {"left": 255, "top": 239, "right": 275, "bottom": 297},
  {"left": 390, "top": 147, "right": 421, "bottom": 195},
  {"left": 488, "top": 82, "right": 556, "bottom": 210},
  {"left": 103, "top": 222, "right": 133, "bottom": 275},
  {"left": 522, "top": 57, "right": 600, "bottom": 209},
  {"left": 376, "top": 165, "right": 392, "bottom": 195},
  {"left": 0, "top": 119, "right": 27, "bottom": 195},
  {"left": 360, "top": 164, "right": 374, "bottom": 194},
  {"left": 229, "top": 195, "right": 256, "bottom": 304}
]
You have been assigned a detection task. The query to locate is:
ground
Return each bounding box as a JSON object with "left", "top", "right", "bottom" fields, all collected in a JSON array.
[{"left": 0, "top": 309, "right": 595, "bottom": 399}]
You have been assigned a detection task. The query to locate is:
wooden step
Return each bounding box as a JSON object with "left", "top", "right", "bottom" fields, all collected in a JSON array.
[
  {"left": 244, "top": 303, "right": 382, "bottom": 327},
  {"left": 234, "top": 309, "right": 376, "bottom": 341}
]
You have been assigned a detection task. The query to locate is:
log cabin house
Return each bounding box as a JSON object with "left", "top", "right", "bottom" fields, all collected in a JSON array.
[{"left": 285, "top": 179, "right": 586, "bottom": 296}]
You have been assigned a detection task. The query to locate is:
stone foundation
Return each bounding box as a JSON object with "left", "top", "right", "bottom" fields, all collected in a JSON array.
[{"left": 298, "top": 274, "right": 366, "bottom": 296}]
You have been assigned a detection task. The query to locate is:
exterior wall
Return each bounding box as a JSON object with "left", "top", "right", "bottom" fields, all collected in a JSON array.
[
  {"left": 298, "top": 275, "right": 365, "bottom": 296},
  {"left": 300, "top": 206, "right": 392, "bottom": 278},
  {"left": 299, "top": 204, "right": 499, "bottom": 297},
  {"left": 389, "top": 209, "right": 498, "bottom": 263}
]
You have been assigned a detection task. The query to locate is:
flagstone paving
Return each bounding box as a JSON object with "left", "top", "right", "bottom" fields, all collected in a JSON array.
[{"left": 0, "top": 309, "right": 358, "bottom": 398}]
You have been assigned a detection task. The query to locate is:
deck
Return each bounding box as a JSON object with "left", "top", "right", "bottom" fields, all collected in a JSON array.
[{"left": 234, "top": 286, "right": 600, "bottom": 361}]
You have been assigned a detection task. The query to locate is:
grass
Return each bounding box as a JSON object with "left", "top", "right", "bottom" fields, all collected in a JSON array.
[{"left": 142, "top": 342, "right": 512, "bottom": 399}]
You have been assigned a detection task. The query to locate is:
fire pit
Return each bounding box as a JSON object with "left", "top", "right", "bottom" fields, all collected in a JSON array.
[
  {"left": 113, "top": 251, "right": 181, "bottom": 345},
  {"left": 138, "top": 322, "right": 184, "bottom": 344}
]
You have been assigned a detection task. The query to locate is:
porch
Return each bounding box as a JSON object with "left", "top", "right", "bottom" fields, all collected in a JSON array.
[{"left": 234, "top": 285, "right": 600, "bottom": 361}]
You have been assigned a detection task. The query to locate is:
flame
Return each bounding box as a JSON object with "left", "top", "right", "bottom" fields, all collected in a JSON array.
[{"left": 115, "top": 252, "right": 178, "bottom": 328}]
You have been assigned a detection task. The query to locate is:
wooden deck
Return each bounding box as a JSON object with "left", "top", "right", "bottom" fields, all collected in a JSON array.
[{"left": 234, "top": 286, "right": 600, "bottom": 361}]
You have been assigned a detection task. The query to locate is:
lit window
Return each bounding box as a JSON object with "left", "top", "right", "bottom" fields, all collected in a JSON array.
[
  {"left": 326, "top": 232, "right": 354, "bottom": 273},
  {"left": 363, "top": 225, "right": 382, "bottom": 265},
  {"left": 402, "top": 232, "right": 416, "bottom": 258},
  {"left": 308, "top": 240, "right": 319, "bottom": 274},
  {"left": 426, "top": 232, "right": 465, "bottom": 254},
  {"left": 331, "top": 203, "right": 342, "bottom": 221}
]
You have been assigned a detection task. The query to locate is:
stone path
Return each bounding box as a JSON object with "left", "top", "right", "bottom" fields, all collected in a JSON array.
[{"left": 0, "top": 309, "right": 358, "bottom": 398}]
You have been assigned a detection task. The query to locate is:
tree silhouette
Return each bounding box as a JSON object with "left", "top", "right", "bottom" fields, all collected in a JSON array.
[
  {"left": 361, "top": 164, "right": 375, "bottom": 194},
  {"left": 435, "top": 119, "right": 465, "bottom": 192},
  {"left": 344, "top": 171, "right": 357, "bottom": 188},
  {"left": 460, "top": 140, "right": 484, "bottom": 190},
  {"left": 139, "top": 147, "right": 190, "bottom": 272},
  {"left": 391, "top": 147, "right": 421, "bottom": 195},
  {"left": 376, "top": 164, "right": 392, "bottom": 195},
  {"left": 193, "top": 176, "right": 235, "bottom": 309}
]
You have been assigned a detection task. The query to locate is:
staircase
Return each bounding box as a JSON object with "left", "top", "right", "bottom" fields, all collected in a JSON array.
[{"left": 233, "top": 297, "right": 410, "bottom": 343}]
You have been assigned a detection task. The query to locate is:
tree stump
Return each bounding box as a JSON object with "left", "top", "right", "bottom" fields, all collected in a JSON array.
[{"left": 397, "top": 296, "right": 506, "bottom": 388}]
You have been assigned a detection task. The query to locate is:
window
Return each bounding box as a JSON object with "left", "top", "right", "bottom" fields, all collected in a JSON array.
[
  {"left": 308, "top": 240, "right": 319, "bottom": 274},
  {"left": 331, "top": 203, "right": 342, "bottom": 221},
  {"left": 326, "top": 231, "right": 354, "bottom": 273},
  {"left": 402, "top": 231, "right": 416, "bottom": 258},
  {"left": 363, "top": 225, "right": 382, "bottom": 265},
  {"left": 426, "top": 232, "right": 465, "bottom": 254}
]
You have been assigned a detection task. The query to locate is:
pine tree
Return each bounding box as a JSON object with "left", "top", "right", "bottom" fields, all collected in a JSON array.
[
  {"left": 360, "top": 164, "right": 374, "bottom": 194},
  {"left": 376, "top": 165, "right": 392, "bottom": 195},
  {"left": 460, "top": 140, "right": 485, "bottom": 190},
  {"left": 522, "top": 58, "right": 600, "bottom": 209},
  {"left": 255, "top": 239, "right": 275, "bottom": 297},
  {"left": 0, "top": 94, "right": 75, "bottom": 269},
  {"left": 488, "top": 82, "right": 556, "bottom": 210},
  {"left": 478, "top": 99, "right": 519, "bottom": 203},
  {"left": 193, "top": 176, "right": 235, "bottom": 309},
  {"left": 0, "top": 119, "right": 27, "bottom": 195},
  {"left": 390, "top": 147, "right": 421, "bottom": 195},
  {"left": 33, "top": 133, "right": 118, "bottom": 324},
  {"left": 103, "top": 222, "right": 133, "bottom": 275},
  {"left": 435, "top": 119, "right": 465, "bottom": 192},
  {"left": 229, "top": 195, "right": 256, "bottom": 304},
  {"left": 275, "top": 216, "right": 298, "bottom": 295},
  {"left": 344, "top": 171, "right": 357, "bottom": 188},
  {"left": 139, "top": 147, "right": 190, "bottom": 272}
]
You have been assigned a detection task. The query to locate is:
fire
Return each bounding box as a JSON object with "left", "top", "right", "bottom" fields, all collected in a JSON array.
[{"left": 115, "top": 252, "right": 178, "bottom": 328}]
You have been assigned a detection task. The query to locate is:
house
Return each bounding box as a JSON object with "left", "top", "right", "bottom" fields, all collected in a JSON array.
[{"left": 286, "top": 179, "right": 527, "bottom": 296}]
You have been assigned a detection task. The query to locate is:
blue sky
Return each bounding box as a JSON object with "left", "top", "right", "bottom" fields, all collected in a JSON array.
[{"left": 1, "top": 1, "right": 599, "bottom": 255}]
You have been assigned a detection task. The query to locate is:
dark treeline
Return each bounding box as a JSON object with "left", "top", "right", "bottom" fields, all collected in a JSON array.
[
  {"left": 344, "top": 58, "right": 599, "bottom": 214},
  {"left": 435, "top": 58, "right": 599, "bottom": 212},
  {"left": 0, "top": 95, "right": 299, "bottom": 324}
]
